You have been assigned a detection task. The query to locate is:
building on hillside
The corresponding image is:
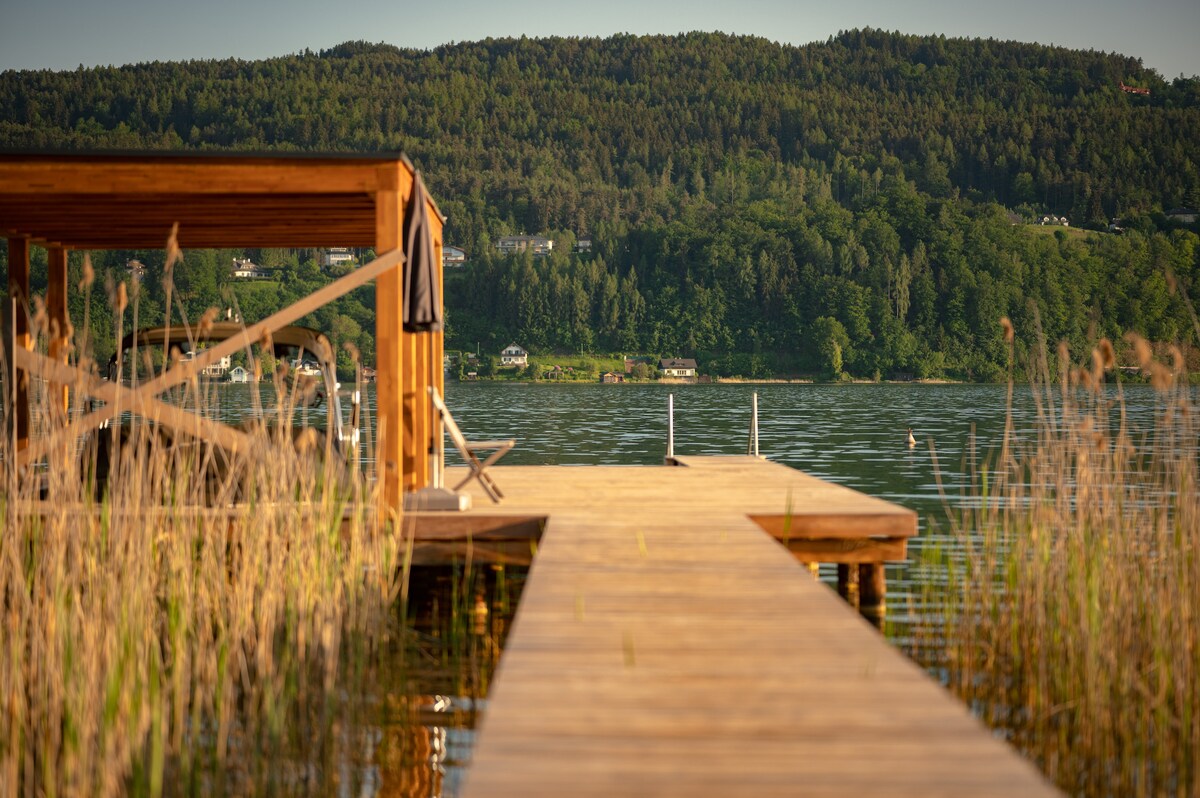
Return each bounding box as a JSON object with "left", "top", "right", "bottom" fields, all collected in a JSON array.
[
  {"left": 322, "top": 247, "right": 355, "bottom": 268},
  {"left": 228, "top": 365, "right": 252, "bottom": 383},
  {"left": 624, "top": 356, "right": 652, "bottom": 374},
  {"left": 1167, "top": 208, "right": 1198, "bottom": 224},
  {"left": 194, "top": 352, "right": 232, "bottom": 378},
  {"left": 231, "top": 257, "right": 268, "bottom": 279},
  {"left": 496, "top": 235, "right": 554, "bottom": 257},
  {"left": 443, "top": 245, "right": 467, "bottom": 266},
  {"left": 600, "top": 371, "right": 625, "bottom": 383},
  {"left": 500, "top": 343, "right": 528, "bottom": 367},
  {"left": 1039, "top": 215, "right": 1069, "bottom": 226},
  {"left": 575, "top": 237, "right": 592, "bottom": 253},
  {"left": 659, "top": 358, "right": 698, "bottom": 379}
]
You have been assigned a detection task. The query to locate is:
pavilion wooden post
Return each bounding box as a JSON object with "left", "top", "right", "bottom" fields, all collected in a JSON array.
[
  {"left": 4, "top": 237, "right": 30, "bottom": 450},
  {"left": 47, "top": 247, "right": 70, "bottom": 415},
  {"left": 375, "top": 163, "right": 409, "bottom": 517}
]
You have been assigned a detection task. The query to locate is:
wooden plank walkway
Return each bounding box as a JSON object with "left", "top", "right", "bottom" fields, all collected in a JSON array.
[{"left": 412, "top": 458, "right": 1058, "bottom": 797}]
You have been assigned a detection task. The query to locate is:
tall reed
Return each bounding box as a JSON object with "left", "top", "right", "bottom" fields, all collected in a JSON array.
[
  {"left": 0, "top": 268, "right": 405, "bottom": 796},
  {"left": 918, "top": 323, "right": 1199, "bottom": 796}
]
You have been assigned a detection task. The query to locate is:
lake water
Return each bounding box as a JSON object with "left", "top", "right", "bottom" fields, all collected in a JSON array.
[
  {"left": 201, "top": 379, "right": 1186, "bottom": 795},
  {"left": 209, "top": 378, "right": 1179, "bottom": 640}
]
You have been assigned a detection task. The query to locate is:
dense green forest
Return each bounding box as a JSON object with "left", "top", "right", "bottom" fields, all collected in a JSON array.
[{"left": 2, "top": 30, "right": 1198, "bottom": 379}]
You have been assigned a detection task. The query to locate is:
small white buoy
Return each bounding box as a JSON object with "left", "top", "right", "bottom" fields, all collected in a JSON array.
[{"left": 907, "top": 428, "right": 916, "bottom": 448}]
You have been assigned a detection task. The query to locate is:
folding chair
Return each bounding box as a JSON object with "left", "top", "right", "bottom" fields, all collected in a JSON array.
[{"left": 429, "top": 386, "right": 515, "bottom": 503}]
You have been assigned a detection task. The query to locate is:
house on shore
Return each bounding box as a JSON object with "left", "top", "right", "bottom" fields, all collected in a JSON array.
[
  {"left": 659, "top": 358, "right": 698, "bottom": 379},
  {"left": 500, "top": 343, "right": 529, "bottom": 368},
  {"left": 496, "top": 235, "right": 554, "bottom": 257},
  {"left": 228, "top": 365, "right": 252, "bottom": 383},
  {"left": 231, "top": 257, "right": 268, "bottom": 279},
  {"left": 321, "top": 247, "right": 355, "bottom": 268},
  {"left": 600, "top": 371, "right": 625, "bottom": 383}
]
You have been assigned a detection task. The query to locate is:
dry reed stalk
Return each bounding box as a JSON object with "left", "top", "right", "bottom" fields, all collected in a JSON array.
[
  {"left": 0, "top": 257, "right": 398, "bottom": 797},
  {"left": 917, "top": 325, "right": 1199, "bottom": 797}
]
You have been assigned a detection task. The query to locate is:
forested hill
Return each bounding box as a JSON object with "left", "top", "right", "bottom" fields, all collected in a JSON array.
[{"left": 2, "top": 31, "right": 1199, "bottom": 380}]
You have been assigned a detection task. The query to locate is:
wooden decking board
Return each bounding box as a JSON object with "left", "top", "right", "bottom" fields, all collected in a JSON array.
[{"left": 419, "top": 458, "right": 1057, "bottom": 797}]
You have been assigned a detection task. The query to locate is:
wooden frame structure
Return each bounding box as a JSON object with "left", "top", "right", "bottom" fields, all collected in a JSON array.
[{"left": 0, "top": 151, "right": 445, "bottom": 515}]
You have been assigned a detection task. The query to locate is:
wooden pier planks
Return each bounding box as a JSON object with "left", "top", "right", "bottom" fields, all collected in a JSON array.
[{"left": 429, "top": 459, "right": 1058, "bottom": 797}]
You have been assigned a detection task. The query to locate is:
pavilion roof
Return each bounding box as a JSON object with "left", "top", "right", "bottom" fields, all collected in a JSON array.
[{"left": 0, "top": 150, "right": 436, "bottom": 250}]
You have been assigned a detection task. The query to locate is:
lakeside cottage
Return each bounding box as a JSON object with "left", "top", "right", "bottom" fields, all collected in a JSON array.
[
  {"left": 321, "top": 247, "right": 354, "bottom": 268},
  {"left": 500, "top": 343, "right": 529, "bottom": 367},
  {"left": 659, "top": 358, "right": 698, "bottom": 379},
  {"left": 600, "top": 371, "right": 625, "bottom": 383},
  {"left": 228, "top": 365, "right": 251, "bottom": 383},
  {"left": 231, "top": 257, "right": 268, "bottom": 279}
]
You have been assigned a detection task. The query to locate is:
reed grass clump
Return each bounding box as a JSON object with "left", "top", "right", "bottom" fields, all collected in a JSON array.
[
  {"left": 922, "top": 326, "right": 1199, "bottom": 796},
  {"left": 1, "top": 296, "right": 405, "bottom": 796}
]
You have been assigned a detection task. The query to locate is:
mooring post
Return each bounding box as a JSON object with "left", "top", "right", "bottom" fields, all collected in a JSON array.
[
  {"left": 837, "top": 563, "right": 858, "bottom": 601},
  {"left": 747, "top": 391, "right": 759, "bottom": 457},
  {"left": 665, "top": 393, "right": 675, "bottom": 464},
  {"left": 858, "top": 563, "right": 887, "bottom": 616}
]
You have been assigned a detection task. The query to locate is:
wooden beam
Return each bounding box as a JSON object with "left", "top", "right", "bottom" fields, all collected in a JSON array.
[
  {"left": 750, "top": 511, "right": 917, "bottom": 541},
  {"left": 46, "top": 247, "right": 69, "bottom": 416},
  {"left": 4, "top": 237, "right": 30, "bottom": 450},
  {"left": 0, "top": 159, "right": 388, "bottom": 196},
  {"left": 778, "top": 536, "right": 907, "bottom": 564},
  {"left": 375, "top": 163, "right": 409, "bottom": 515},
  {"left": 16, "top": 248, "right": 405, "bottom": 468},
  {"left": 14, "top": 347, "right": 252, "bottom": 455}
]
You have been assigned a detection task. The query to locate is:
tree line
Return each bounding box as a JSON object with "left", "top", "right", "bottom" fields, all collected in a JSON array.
[{"left": 1, "top": 30, "right": 1198, "bottom": 378}]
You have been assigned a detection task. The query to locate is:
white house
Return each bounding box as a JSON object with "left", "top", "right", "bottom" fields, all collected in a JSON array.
[
  {"left": 575, "top": 237, "right": 592, "bottom": 253},
  {"left": 322, "top": 247, "right": 355, "bottom": 268},
  {"left": 659, "top": 358, "right": 698, "bottom": 379},
  {"left": 231, "top": 257, "right": 268, "bottom": 279},
  {"left": 199, "top": 354, "right": 232, "bottom": 378},
  {"left": 500, "top": 343, "right": 529, "bottom": 367},
  {"left": 443, "top": 245, "right": 467, "bottom": 266},
  {"left": 496, "top": 235, "right": 554, "bottom": 257},
  {"left": 228, "top": 365, "right": 252, "bottom": 383}
]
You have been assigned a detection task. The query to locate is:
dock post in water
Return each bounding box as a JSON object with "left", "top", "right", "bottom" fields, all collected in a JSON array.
[
  {"left": 665, "top": 393, "right": 675, "bottom": 464},
  {"left": 746, "top": 391, "right": 759, "bottom": 457},
  {"left": 858, "top": 562, "right": 887, "bottom": 616}
]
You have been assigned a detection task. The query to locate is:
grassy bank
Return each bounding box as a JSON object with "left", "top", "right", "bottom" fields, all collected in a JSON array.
[{"left": 915, "top": 328, "right": 1199, "bottom": 796}]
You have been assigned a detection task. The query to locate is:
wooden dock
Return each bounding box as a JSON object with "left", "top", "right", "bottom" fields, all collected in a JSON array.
[{"left": 410, "top": 457, "right": 1059, "bottom": 797}]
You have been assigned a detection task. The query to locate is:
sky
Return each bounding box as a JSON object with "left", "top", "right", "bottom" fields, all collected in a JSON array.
[{"left": 1, "top": 0, "right": 1197, "bottom": 79}]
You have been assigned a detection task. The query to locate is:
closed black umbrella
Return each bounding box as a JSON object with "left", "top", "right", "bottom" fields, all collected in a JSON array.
[{"left": 402, "top": 172, "right": 443, "bottom": 332}]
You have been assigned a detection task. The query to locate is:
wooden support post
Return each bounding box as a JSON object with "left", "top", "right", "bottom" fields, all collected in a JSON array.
[
  {"left": 858, "top": 562, "right": 887, "bottom": 616},
  {"left": 47, "top": 247, "right": 70, "bottom": 416},
  {"left": 375, "top": 164, "right": 409, "bottom": 516},
  {"left": 5, "top": 237, "right": 30, "bottom": 450},
  {"left": 836, "top": 563, "right": 859, "bottom": 602}
]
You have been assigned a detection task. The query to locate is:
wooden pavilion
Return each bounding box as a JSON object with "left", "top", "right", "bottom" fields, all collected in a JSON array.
[{"left": 0, "top": 150, "right": 445, "bottom": 514}]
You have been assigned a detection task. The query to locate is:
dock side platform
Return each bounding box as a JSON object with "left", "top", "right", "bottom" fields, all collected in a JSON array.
[{"left": 411, "top": 457, "right": 1058, "bottom": 797}]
